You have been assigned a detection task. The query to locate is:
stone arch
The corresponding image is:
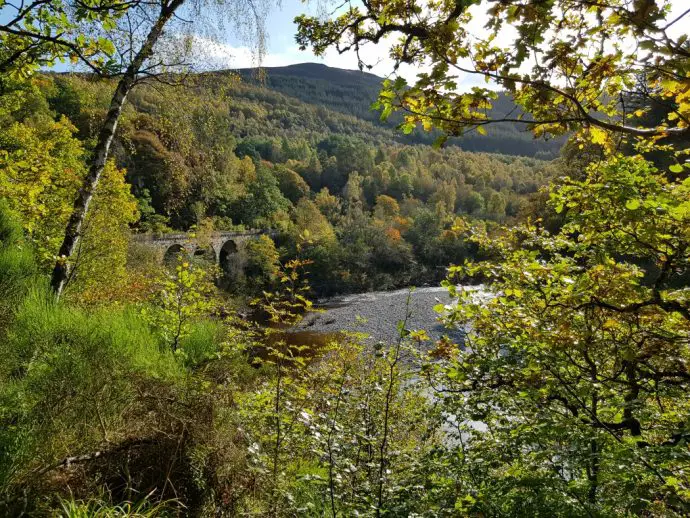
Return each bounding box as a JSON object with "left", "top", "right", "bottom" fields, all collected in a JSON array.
[
  {"left": 219, "top": 240, "right": 238, "bottom": 273},
  {"left": 163, "top": 243, "right": 188, "bottom": 267}
]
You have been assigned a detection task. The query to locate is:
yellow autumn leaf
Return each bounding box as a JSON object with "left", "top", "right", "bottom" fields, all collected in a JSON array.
[
  {"left": 590, "top": 127, "right": 608, "bottom": 146},
  {"left": 603, "top": 319, "right": 618, "bottom": 330}
]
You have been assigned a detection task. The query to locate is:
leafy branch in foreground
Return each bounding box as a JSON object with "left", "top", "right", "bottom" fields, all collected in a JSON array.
[
  {"left": 296, "top": 0, "right": 690, "bottom": 147},
  {"left": 426, "top": 155, "right": 690, "bottom": 515},
  {"left": 0, "top": 0, "right": 127, "bottom": 77}
]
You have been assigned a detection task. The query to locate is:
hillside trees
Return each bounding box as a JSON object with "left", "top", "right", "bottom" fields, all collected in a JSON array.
[
  {"left": 12, "top": 70, "right": 554, "bottom": 295},
  {"left": 239, "top": 63, "right": 566, "bottom": 157},
  {"left": 233, "top": 164, "right": 291, "bottom": 228}
]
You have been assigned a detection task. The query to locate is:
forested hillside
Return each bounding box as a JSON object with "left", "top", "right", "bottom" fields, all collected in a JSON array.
[
  {"left": 38, "top": 70, "right": 560, "bottom": 294},
  {"left": 237, "top": 63, "right": 565, "bottom": 158}
]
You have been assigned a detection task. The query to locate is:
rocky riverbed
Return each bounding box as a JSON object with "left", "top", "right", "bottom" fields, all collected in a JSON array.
[{"left": 296, "top": 286, "right": 468, "bottom": 345}]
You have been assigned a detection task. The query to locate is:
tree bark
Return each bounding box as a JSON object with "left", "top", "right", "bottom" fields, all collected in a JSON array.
[{"left": 50, "top": 1, "right": 182, "bottom": 297}]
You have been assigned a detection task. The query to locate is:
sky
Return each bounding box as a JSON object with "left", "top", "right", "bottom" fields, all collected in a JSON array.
[
  {"left": 194, "top": 0, "right": 397, "bottom": 75},
  {"left": 203, "top": 0, "right": 505, "bottom": 87},
  {"left": 1, "top": 0, "right": 686, "bottom": 87},
  {"left": 194, "top": 0, "right": 492, "bottom": 88},
  {"left": 199, "top": 0, "right": 688, "bottom": 88}
]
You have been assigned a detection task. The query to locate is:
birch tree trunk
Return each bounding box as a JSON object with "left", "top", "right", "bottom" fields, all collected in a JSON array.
[{"left": 50, "top": 1, "right": 182, "bottom": 297}]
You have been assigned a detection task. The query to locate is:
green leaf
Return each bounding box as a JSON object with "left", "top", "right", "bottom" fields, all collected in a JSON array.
[
  {"left": 380, "top": 104, "right": 392, "bottom": 121},
  {"left": 401, "top": 121, "right": 415, "bottom": 134},
  {"left": 625, "top": 199, "right": 641, "bottom": 210},
  {"left": 432, "top": 135, "right": 448, "bottom": 149}
]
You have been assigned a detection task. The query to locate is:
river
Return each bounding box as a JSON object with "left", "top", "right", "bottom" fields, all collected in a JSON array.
[{"left": 294, "top": 286, "right": 469, "bottom": 345}]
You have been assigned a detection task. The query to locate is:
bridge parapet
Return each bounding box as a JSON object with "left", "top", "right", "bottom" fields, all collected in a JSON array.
[{"left": 132, "top": 230, "right": 275, "bottom": 271}]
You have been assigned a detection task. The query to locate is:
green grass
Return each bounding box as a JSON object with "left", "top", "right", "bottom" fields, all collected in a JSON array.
[
  {"left": 0, "top": 289, "right": 185, "bottom": 497},
  {"left": 178, "top": 320, "right": 226, "bottom": 368},
  {"left": 58, "top": 495, "right": 177, "bottom": 517},
  {"left": 0, "top": 200, "right": 39, "bottom": 329},
  {"left": 0, "top": 201, "right": 237, "bottom": 514}
]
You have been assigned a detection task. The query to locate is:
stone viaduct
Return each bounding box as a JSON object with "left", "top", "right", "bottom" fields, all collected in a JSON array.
[{"left": 132, "top": 230, "right": 272, "bottom": 273}]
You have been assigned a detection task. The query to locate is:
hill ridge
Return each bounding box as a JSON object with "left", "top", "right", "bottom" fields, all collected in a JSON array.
[{"left": 229, "top": 63, "right": 562, "bottom": 159}]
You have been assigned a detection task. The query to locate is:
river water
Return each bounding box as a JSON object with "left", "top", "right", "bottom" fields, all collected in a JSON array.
[{"left": 295, "top": 286, "right": 468, "bottom": 345}]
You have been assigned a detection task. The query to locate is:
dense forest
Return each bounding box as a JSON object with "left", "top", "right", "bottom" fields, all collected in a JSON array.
[
  {"left": 1, "top": 0, "right": 689, "bottom": 516},
  {"left": 236, "top": 63, "right": 565, "bottom": 159},
  {"left": 14, "top": 70, "right": 560, "bottom": 295}
]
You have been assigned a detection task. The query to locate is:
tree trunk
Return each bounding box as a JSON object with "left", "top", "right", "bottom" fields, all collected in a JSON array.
[{"left": 50, "top": 2, "right": 181, "bottom": 297}]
